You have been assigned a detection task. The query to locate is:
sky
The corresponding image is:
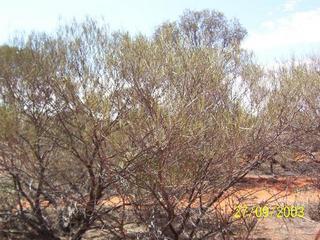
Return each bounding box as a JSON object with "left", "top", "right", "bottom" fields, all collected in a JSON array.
[{"left": 0, "top": 0, "right": 320, "bottom": 65}]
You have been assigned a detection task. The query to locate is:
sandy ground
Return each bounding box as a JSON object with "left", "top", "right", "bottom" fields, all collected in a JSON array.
[
  {"left": 97, "top": 175, "right": 320, "bottom": 240},
  {"left": 252, "top": 217, "right": 320, "bottom": 240},
  {"left": 233, "top": 175, "right": 320, "bottom": 240},
  {"left": 10, "top": 172, "right": 320, "bottom": 239}
]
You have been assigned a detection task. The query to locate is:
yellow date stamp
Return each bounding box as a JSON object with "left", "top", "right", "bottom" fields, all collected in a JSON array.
[{"left": 233, "top": 204, "right": 305, "bottom": 219}]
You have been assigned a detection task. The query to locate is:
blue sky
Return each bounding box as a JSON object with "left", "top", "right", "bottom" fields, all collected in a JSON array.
[{"left": 1, "top": 0, "right": 319, "bottom": 65}]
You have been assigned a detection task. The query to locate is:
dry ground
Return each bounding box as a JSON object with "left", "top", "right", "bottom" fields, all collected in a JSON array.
[
  {"left": 233, "top": 175, "right": 320, "bottom": 240},
  {"left": 90, "top": 174, "right": 320, "bottom": 240}
]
